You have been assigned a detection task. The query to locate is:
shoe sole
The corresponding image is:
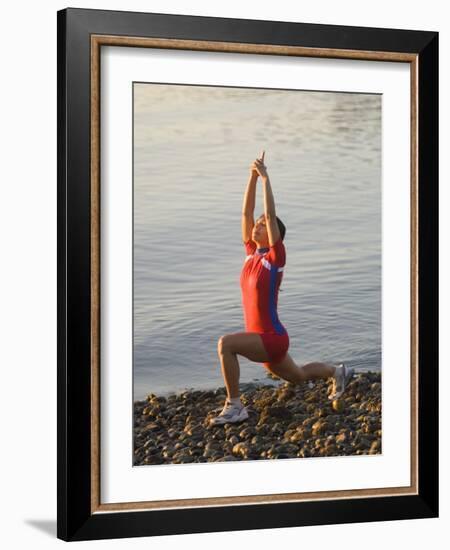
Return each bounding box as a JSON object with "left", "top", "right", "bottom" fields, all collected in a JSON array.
[
  {"left": 210, "top": 408, "right": 249, "bottom": 426},
  {"left": 328, "top": 366, "right": 355, "bottom": 400}
]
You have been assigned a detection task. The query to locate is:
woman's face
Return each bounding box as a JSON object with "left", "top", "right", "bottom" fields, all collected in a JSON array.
[{"left": 252, "top": 214, "right": 269, "bottom": 244}]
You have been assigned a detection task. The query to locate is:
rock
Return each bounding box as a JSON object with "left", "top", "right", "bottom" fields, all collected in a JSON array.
[
  {"left": 215, "top": 455, "right": 238, "bottom": 462},
  {"left": 250, "top": 435, "right": 265, "bottom": 446},
  {"left": 183, "top": 423, "right": 203, "bottom": 436},
  {"left": 203, "top": 448, "right": 218, "bottom": 459},
  {"left": 311, "top": 420, "right": 329, "bottom": 436},
  {"left": 253, "top": 423, "right": 267, "bottom": 436},
  {"left": 277, "top": 388, "right": 296, "bottom": 401},
  {"left": 173, "top": 454, "right": 195, "bottom": 463},
  {"left": 287, "top": 420, "right": 302, "bottom": 430},
  {"left": 320, "top": 444, "right": 337, "bottom": 455},
  {"left": 258, "top": 405, "right": 293, "bottom": 424},
  {"left": 302, "top": 417, "right": 316, "bottom": 428},
  {"left": 332, "top": 399, "right": 345, "bottom": 413},
  {"left": 211, "top": 431, "right": 226, "bottom": 441},
  {"left": 167, "top": 428, "right": 180, "bottom": 439},
  {"left": 278, "top": 443, "right": 299, "bottom": 455},
  {"left": 189, "top": 447, "right": 204, "bottom": 457},
  {"left": 232, "top": 442, "right": 252, "bottom": 459},
  {"left": 282, "top": 429, "right": 297, "bottom": 442},
  {"left": 239, "top": 427, "right": 256, "bottom": 439},
  {"left": 297, "top": 447, "right": 312, "bottom": 458},
  {"left": 270, "top": 422, "right": 285, "bottom": 436},
  {"left": 144, "top": 446, "right": 159, "bottom": 457},
  {"left": 204, "top": 441, "right": 220, "bottom": 452},
  {"left": 355, "top": 436, "right": 372, "bottom": 450},
  {"left": 162, "top": 447, "right": 175, "bottom": 458},
  {"left": 144, "top": 456, "right": 165, "bottom": 465},
  {"left": 305, "top": 393, "right": 319, "bottom": 403},
  {"left": 289, "top": 429, "right": 308, "bottom": 443},
  {"left": 141, "top": 422, "right": 163, "bottom": 434},
  {"left": 362, "top": 421, "right": 377, "bottom": 434}
]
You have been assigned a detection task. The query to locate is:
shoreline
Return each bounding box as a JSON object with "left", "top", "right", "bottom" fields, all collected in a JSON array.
[
  {"left": 133, "top": 365, "right": 381, "bottom": 402},
  {"left": 134, "top": 371, "right": 382, "bottom": 465}
]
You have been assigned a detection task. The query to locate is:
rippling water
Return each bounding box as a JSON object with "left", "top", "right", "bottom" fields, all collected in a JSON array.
[{"left": 133, "top": 83, "right": 381, "bottom": 400}]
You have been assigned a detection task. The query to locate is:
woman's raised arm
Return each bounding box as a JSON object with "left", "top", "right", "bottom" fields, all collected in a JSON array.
[
  {"left": 253, "top": 154, "right": 280, "bottom": 246},
  {"left": 241, "top": 151, "right": 263, "bottom": 242},
  {"left": 241, "top": 173, "right": 257, "bottom": 242}
]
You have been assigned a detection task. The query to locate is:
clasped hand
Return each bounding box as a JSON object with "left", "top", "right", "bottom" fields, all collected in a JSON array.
[{"left": 249, "top": 150, "right": 268, "bottom": 179}]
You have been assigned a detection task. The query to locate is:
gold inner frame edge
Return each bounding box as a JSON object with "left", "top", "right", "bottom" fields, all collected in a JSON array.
[{"left": 90, "top": 34, "right": 419, "bottom": 514}]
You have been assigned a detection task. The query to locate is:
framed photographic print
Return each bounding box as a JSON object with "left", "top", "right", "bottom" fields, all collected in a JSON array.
[{"left": 57, "top": 7, "right": 439, "bottom": 542}]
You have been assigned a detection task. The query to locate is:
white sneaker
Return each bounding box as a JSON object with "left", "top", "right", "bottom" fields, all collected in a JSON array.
[
  {"left": 328, "top": 363, "right": 355, "bottom": 400},
  {"left": 210, "top": 400, "right": 249, "bottom": 426}
]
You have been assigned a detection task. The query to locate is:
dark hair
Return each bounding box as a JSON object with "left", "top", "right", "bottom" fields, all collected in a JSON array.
[
  {"left": 277, "top": 216, "right": 286, "bottom": 292},
  {"left": 276, "top": 216, "right": 286, "bottom": 241}
]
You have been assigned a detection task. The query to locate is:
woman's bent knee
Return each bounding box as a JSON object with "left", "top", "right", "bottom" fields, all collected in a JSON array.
[
  {"left": 217, "top": 334, "right": 230, "bottom": 355},
  {"left": 266, "top": 357, "right": 304, "bottom": 384}
]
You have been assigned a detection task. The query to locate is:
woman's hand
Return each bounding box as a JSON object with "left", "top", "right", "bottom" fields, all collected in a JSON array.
[
  {"left": 252, "top": 154, "right": 268, "bottom": 180},
  {"left": 249, "top": 161, "right": 259, "bottom": 178},
  {"left": 249, "top": 151, "right": 267, "bottom": 179}
]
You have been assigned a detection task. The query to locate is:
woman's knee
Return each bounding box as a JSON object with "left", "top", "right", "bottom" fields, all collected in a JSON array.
[
  {"left": 266, "top": 356, "right": 304, "bottom": 383},
  {"left": 217, "top": 334, "right": 231, "bottom": 356},
  {"left": 266, "top": 362, "right": 289, "bottom": 380}
]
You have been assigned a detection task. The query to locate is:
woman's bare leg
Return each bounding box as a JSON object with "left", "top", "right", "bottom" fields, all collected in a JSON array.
[
  {"left": 217, "top": 332, "right": 271, "bottom": 399},
  {"left": 218, "top": 342, "right": 240, "bottom": 399},
  {"left": 265, "top": 353, "right": 336, "bottom": 384}
]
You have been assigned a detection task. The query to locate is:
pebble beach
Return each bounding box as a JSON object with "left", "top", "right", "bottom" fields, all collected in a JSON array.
[{"left": 133, "top": 371, "right": 382, "bottom": 465}]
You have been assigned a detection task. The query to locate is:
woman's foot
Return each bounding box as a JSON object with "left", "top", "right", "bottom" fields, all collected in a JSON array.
[
  {"left": 328, "top": 363, "right": 355, "bottom": 400},
  {"left": 209, "top": 398, "right": 249, "bottom": 426}
]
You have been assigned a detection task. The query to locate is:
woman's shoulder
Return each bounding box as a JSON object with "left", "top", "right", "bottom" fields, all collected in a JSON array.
[{"left": 266, "top": 237, "right": 286, "bottom": 267}]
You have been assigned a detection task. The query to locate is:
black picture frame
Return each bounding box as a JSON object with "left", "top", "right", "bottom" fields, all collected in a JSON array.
[{"left": 57, "top": 7, "right": 438, "bottom": 542}]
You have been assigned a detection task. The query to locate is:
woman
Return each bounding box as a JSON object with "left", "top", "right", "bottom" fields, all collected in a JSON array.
[{"left": 211, "top": 151, "right": 354, "bottom": 426}]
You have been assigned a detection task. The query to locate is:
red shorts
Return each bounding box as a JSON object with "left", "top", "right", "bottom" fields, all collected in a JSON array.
[{"left": 259, "top": 331, "right": 289, "bottom": 365}]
